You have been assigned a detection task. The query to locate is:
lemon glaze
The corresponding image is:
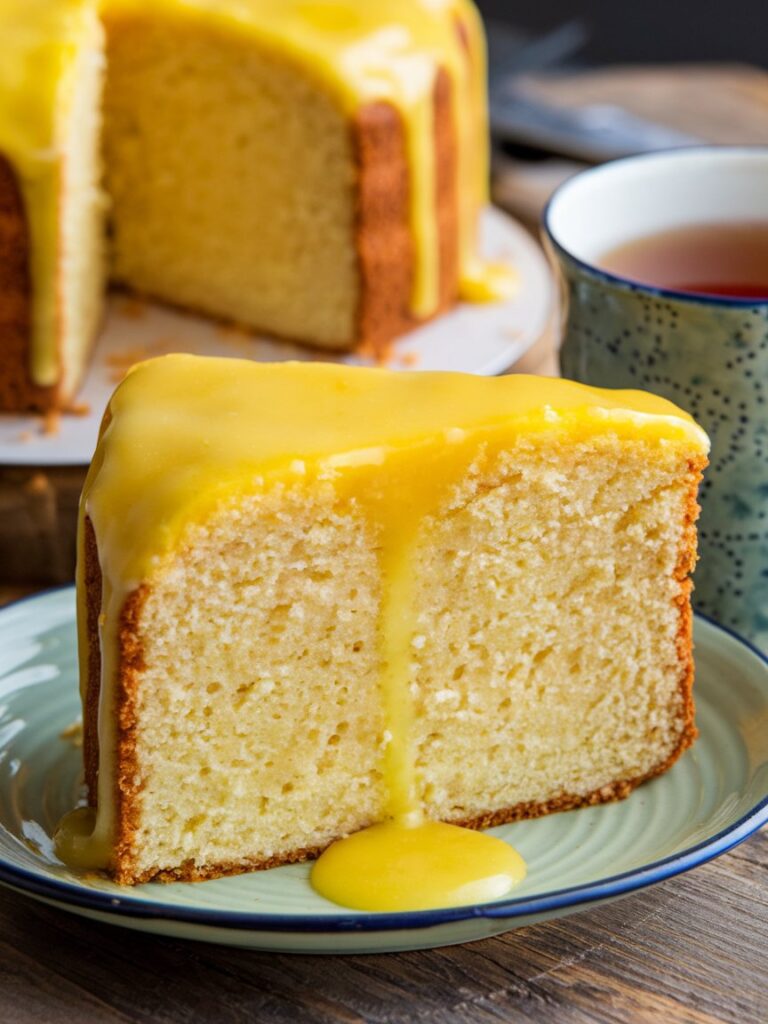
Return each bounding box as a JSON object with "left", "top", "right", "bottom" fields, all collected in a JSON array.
[
  {"left": 56, "top": 356, "right": 709, "bottom": 906},
  {"left": 1, "top": 0, "right": 504, "bottom": 389},
  {"left": 0, "top": 0, "right": 102, "bottom": 387},
  {"left": 311, "top": 821, "right": 527, "bottom": 912}
]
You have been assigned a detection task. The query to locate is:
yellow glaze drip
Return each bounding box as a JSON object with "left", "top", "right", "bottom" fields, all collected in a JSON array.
[
  {"left": 59, "top": 356, "right": 709, "bottom": 898},
  {"left": 54, "top": 806, "right": 99, "bottom": 868},
  {"left": 311, "top": 821, "right": 526, "bottom": 912},
  {"left": 459, "top": 260, "right": 520, "bottom": 303},
  {"left": 2, "top": 0, "right": 492, "bottom": 387},
  {"left": 0, "top": 0, "right": 100, "bottom": 386}
]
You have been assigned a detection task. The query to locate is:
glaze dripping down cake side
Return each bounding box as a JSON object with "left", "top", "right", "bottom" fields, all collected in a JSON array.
[
  {"left": 60, "top": 357, "right": 709, "bottom": 884},
  {"left": 0, "top": 0, "right": 106, "bottom": 411}
]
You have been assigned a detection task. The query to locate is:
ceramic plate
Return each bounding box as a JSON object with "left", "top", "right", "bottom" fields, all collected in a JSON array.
[
  {"left": 0, "top": 207, "right": 553, "bottom": 467},
  {"left": 0, "top": 588, "right": 766, "bottom": 954}
]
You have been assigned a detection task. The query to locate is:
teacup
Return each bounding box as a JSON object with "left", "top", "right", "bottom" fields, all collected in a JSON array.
[{"left": 544, "top": 147, "right": 768, "bottom": 648}]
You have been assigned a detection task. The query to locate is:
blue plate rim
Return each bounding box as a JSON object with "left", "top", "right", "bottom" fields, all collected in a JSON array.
[{"left": 0, "top": 587, "right": 766, "bottom": 934}]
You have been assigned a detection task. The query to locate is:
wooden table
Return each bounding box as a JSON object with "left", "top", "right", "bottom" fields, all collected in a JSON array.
[{"left": 0, "top": 584, "right": 766, "bottom": 1024}]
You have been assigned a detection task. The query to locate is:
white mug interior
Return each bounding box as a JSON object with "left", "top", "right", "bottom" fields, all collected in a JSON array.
[{"left": 545, "top": 147, "right": 768, "bottom": 269}]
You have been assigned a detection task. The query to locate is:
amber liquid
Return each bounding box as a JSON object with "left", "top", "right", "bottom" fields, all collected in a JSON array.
[{"left": 599, "top": 222, "right": 768, "bottom": 299}]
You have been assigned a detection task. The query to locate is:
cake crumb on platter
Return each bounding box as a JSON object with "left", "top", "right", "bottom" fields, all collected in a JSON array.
[
  {"left": 117, "top": 296, "right": 147, "bottom": 320},
  {"left": 216, "top": 321, "right": 254, "bottom": 342},
  {"left": 25, "top": 473, "right": 50, "bottom": 496},
  {"left": 398, "top": 351, "right": 420, "bottom": 368},
  {"left": 42, "top": 410, "right": 60, "bottom": 436},
  {"left": 65, "top": 400, "right": 91, "bottom": 417},
  {"left": 60, "top": 720, "right": 84, "bottom": 748}
]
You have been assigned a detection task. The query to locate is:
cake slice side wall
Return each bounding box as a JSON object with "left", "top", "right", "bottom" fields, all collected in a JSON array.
[
  {"left": 82, "top": 516, "right": 103, "bottom": 801},
  {"left": 83, "top": 511, "right": 153, "bottom": 868},
  {"left": 353, "top": 69, "right": 459, "bottom": 355},
  {"left": 354, "top": 11, "right": 475, "bottom": 355}
]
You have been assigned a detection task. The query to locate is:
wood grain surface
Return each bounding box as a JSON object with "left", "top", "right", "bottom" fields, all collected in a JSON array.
[{"left": 521, "top": 64, "right": 768, "bottom": 147}]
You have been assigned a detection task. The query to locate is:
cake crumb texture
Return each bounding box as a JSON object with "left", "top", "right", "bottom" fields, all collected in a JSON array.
[
  {"left": 86, "top": 434, "right": 704, "bottom": 884},
  {"left": 103, "top": 9, "right": 360, "bottom": 349}
]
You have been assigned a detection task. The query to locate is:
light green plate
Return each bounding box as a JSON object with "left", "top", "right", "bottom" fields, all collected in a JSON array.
[{"left": 0, "top": 588, "right": 766, "bottom": 954}]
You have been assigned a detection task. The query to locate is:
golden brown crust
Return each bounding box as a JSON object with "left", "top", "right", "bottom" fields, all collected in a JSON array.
[
  {"left": 353, "top": 67, "right": 459, "bottom": 358},
  {"left": 82, "top": 512, "right": 150, "bottom": 883},
  {"left": 0, "top": 154, "right": 61, "bottom": 412},
  {"left": 112, "top": 582, "right": 151, "bottom": 884},
  {"left": 669, "top": 454, "right": 709, "bottom": 754},
  {"left": 82, "top": 516, "right": 102, "bottom": 801}
]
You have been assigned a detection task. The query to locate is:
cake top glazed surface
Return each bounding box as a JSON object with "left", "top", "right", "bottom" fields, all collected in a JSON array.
[{"left": 82, "top": 355, "right": 709, "bottom": 594}]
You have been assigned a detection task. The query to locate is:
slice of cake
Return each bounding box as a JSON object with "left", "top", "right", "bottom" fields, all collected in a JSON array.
[
  {"left": 1, "top": 0, "right": 492, "bottom": 411},
  {"left": 57, "top": 356, "right": 709, "bottom": 885}
]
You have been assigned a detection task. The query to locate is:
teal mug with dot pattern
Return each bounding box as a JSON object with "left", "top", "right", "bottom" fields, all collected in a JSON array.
[{"left": 544, "top": 148, "right": 768, "bottom": 648}]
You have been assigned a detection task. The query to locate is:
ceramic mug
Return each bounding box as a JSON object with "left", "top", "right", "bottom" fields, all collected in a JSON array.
[{"left": 544, "top": 147, "right": 768, "bottom": 648}]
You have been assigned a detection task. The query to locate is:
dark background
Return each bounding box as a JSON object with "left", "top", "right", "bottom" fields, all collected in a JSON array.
[{"left": 476, "top": 0, "right": 766, "bottom": 65}]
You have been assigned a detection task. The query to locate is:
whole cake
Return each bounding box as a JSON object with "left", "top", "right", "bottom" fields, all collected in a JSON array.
[
  {"left": 57, "top": 355, "right": 709, "bottom": 885},
  {"left": 0, "top": 0, "right": 490, "bottom": 412}
]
